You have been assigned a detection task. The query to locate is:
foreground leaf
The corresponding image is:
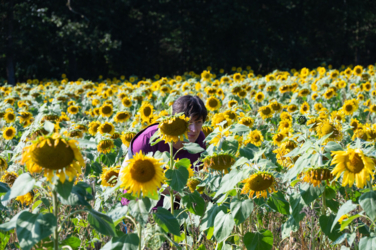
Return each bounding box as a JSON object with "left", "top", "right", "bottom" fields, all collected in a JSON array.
[{"left": 244, "top": 229, "right": 273, "bottom": 250}]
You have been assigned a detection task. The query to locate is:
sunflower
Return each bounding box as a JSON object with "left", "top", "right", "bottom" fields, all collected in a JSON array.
[
  {"left": 258, "top": 105, "right": 274, "bottom": 120},
  {"left": 0, "top": 156, "right": 8, "bottom": 172},
  {"left": 279, "top": 85, "right": 290, "bottom": 94},
  {"left": 323, "top": 89, "right": 335, "bottom": 100},
  {"left": 18, "top": 111, "right": 32, "bottom": 123},
  {"left": 157, "top": 114, "right": 190, "bottom": 143},
  {"left": 99, "top": 104, "right": 113, "bottom": 118},
  {"left": 270, "top": 101, "right": 282, "bottom": 113},
  {"left": 255, "top": 92, "right": 265, "bottom": 102},
  {"left": 0, "top": 171, "right": 18, "bottom": 187},
  {"left": 338, "top": 215, "right": 349, "bottom": 225},
  {"left": 42, "top": 114, "right": 60, "bottom": 124},
  {"left": 122, "top": 97, "right": 132, "bottom": 108},
  {"left": 98, "top": 122, "right": 115, "bottom": 135},
  {"left": 114, "top": 111, "right": 131, "bottom": 123},
  {"left": 97, "top": 139, "right": 115, "bottom": 154},
  {"left": 241, "top": 172, "right": 276, "bottom": 198},
  {"left": 201, "top": 70, "right": 211, "bottom": 81},
  {"left": 244, "top": 129, "right": 264, "bottom": 147},
  {"left": 298, "top": 88, "right": 310, "bottom": 97},
  {"left": 316, "top": 120, "right": 343, "bottom": 144},
  {"left": 350, "top": 118, "right": 361, "bottom": 131},
  {"left": 331, "top": 147, "right": 375, "bottom": 188},
  {"left": 121, "top": 131, "right": 137, "bottom": 147},
  {"left": 120, "top": 151, "right": 165, "bottom": 197},
  {"left": 342, "top": 100, "right": 357, "bottom": 115},
  {"left": 331, "top": 110, "right": 345, "bottom": 122},
  {"left": 369, "top": 104, "right": 376, "bottom": 114},
  {"left": 300, "top": 167, "right": 333, "bottom": 187},
  {"left": 224, "top": 110, "right": 238, "bottom": 122},
  {"left": 287, "top": 104, "right": 298, "bottom": 113},
  {"left": 21, "top": 133, "right": 85, "bottom": 183},
  {"left": 4, "top": 112, "right": 16, "bottom": 123},
  {"left": 212, "top": 113, "right": 231, "bottom": 128},
  {"left": 272, "top": 130, "right": 287, "bottom": 146},
  {"left": 88, "top": 121, "right": 101, "bottom": 136},
  {"left": 67, "top": 106, "right": 80, "bottom": 115},
  {"left": 202, "top": 125, "right": 214, "bottom": 137},
  {"left": 300, "top": 102, "right": 310, "bottom": 114},
  {"left": 278, "top": 120, "right": 292, "bottom": 131},
  {"left": 273, "top": 140, "right": 298, "bottom": 168},
  {"left": 3, "top": 126, "right": 16, "bottom": 140},
  {"left": 239, "top": 117, "right": 254, "bottom": 128},
  {"left": 203, "top": 153, "right": 236, "bottom": 174},
  {"left": 16, "top": 191, "right": 34, "bottom": 206},
  {"left": 353, "top": 65, "right": 363, "bottom": 77},
  {"left": 101, "top": 166, "right": 120, "bottom": 187},
  {"left": 139, "top": 102, "right": 154, "bottom": 121},
  {"left": 187, "top": 178, "right": 204, "bottom": 193},
  {"left": 280, "top": 112, "right": 292, "bottom": 121},
  {"left": 68, "top": 129, "right": 83, "bottom": 139},
  {"left": 206, "top": 96, "right": 221, "bottom": 111}
]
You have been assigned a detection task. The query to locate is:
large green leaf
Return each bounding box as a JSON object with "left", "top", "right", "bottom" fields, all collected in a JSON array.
[
  {"left": 244, "top": 230, "right": 273, "bottom": 250},
  {"left": 102, "top": 233, "right": 139, "bottom": 250},
  {"left": 201, "top": 203, "right": 227, "bottom": 230},
  {"left": 2, "top": 173, "right": 35, "bottom": 202},
  {"left": 230, "top": 124, "right": 250, "bottom": 135},
  {"left": 108, "top": 205, "right": 128, "bottom": 226},
  {"left": 319, "top": 214, "right": 342, "bottom": 241},
  {"left": 290, "top": 193, "right": 305, "bottom": 223},
  {"left": 0, "top": 210, "right": 27, "bottom": 231},
  {"left": 359, "top": 236, "right": 376, "bottom": 250},
  {"left": 213, "top": 211, "right": 235, "bottom": 243},
  {"left": 58, "top": 182, "right": 93, "bottom": 207},
  {"left": 331, "top": 200, "right": 358, "bottom": 231},
  {"left": 181, "top": 191, "right": 206, "bottom": 216},
  {"left": 221, "top": 137, "right": 239, "bottom": 155},
  {"left": 87, "top": 209, "right": 116, "bottom": 236},
  {"left": 128, "top": 197, "right": 158, "bottom": 226},
  {"left": 0, "top": 231, "right": 10, "bottom": 250},
  {"left": 324, "top": 141, "right": 343, "bottom": 153},
  {"left": 0, "top": 182, "right": 10, "bottom": 194},
  {"left": 16, "top": 212, "right": 57, "bottom": 250},
  {"left": 299, "top": 183, "right": 325, "bottom": 205},
  {"left": 359, "top": 191, "right": 376, "bottom": 221},
  {"left": 165, "top": 167, "right": 189, "bottom": 193},
  {"left": 281, "top": 216, "right": 299, "bottom": 240},
  {"left": 61, "top": 236, "right": 81, "bottom": 250},
  {"left": 239, "top": 143, "right": 259, "bottom": 160},
  {"left": 230, "top": 198, "right": 254, "bottom": 225},
  {"left": 182, "top": 143, "right": 205, "bottom": 154},
  {"left": 214, "top": 169, "right": 244, "bottom": 199},
  {"left": 267, "top": 191, "right": 290, "bottom": 215},
  {"left": 153, "top": 207, "right": 181, "bottom": 236},
  {"left": 54, "top": 178, "right": 74, "bottom": 200}
]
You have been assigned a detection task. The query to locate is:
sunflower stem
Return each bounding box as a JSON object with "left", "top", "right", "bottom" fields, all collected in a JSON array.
[
  {"left": 52, "top": 190, "right": 59, "bottom": 250},
  {"left": 321, "top": 189, "right": 326, "bottom": 215},
  {"left": 138, "top": 224, "right": 142, "bottom": 250},
  {"left": 184, "top": 222, "right": 188, "bottom": 250},
  {"left": 169, "top": 142, "right": 175, "bottom": 249}
]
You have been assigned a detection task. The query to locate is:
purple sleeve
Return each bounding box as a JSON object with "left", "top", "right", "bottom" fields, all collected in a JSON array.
[
  {"left": 197, "top": 131, "right": 206, "bottom": 149},
  {"left": 132, "top": 129, "right": 155, "bottom": 154}
]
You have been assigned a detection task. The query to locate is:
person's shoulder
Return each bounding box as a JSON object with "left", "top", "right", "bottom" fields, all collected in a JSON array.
[{"left": 139, "top": 124, "right": 159, "bottom": 137}]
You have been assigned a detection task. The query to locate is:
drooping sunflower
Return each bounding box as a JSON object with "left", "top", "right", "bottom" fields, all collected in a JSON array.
[
  {"left": 99, "top": 104, "right": 114, "bottom": 118},
  {"left": 75, "top": 124, "right": 88, "bottom": 133},
  {"left": 120, "top": 151, "right": 165, "bottom": 197},
  {"left": 97, "top": 139, "right": 115, "bottom": 154},
  {"left": 121, "top": 131, "right": 137, "bottom": 147},
  {"left": 241, "top": 172, "right": 276, "bottom": 198},
  {"left": 212, "top": 113, "right": 231, "bottom": 128},
  {"left": 272, "top": 130, "right": 287, "bottom": 146},
  {"left": 68, "top": 129, "right": 84, "bottom": 139},
  {"left": 4, "top": 112, "right": 16, "bottom": 123},
  {"left": 0, "top": 171, "right": 18, "bottom": 187},
  {"left": 88, "top": 121, "right": 101, "bottom": 136},
  {"left": 18, "top": 111, "right": 33, "bottom": 123},
  {"left": 67, "top": 106, "right": 80, "bottom": 115},
  {"left": 16, "top": 191, "right": 34, "bottom": 206},
  {"left": 316, "top": 120, "right": 343, "bottom": 144},
  {"left": 187, "top": 178, "right": 204, "bottom": 193},
  {"left": 224, "top": 110, "right": 238, "bottom": 122},
  {"left": 3, "top": 126, "right": 16, "bottom": 140},
  {"left": 98, "top": 122, "right": 115, "bottom": 135},
  {"left": 202, "top": 125, "right": 214, "bottom": 137},
  {"left": 101, "top": 166, "right": 120, "bottom": 187},
  {"left": 258, "top": 105, "right": 274, "bottom": 120},
  {"left": 206, "top": 96, "right": 221, "bottom": 112},
  {"left": 331, "top": 147, "right": 375, "bottom": 188},
  {"left": 244, "top": 129, "right": 264, "bottom": 147},
  {"left": 157, "top": 114, "right": 190, "bottom": 143},
  {"left": 114, "top": 111, "right": 131, "bottom": 123},
  {"left": 228, "top": 100, "right": 238, "bottom": 108},
  {"left": 239, "top": 117, "right": 254, "bottom": 128},
  {"left": 287, "top": 104, "right": 298, "bottom": 113},
  {"left": 300, "top": 167, "right": 333, "bottom": 187},
  {"left": 203, "top": 153, "right": 236, "bottom": 174},
  {"left": 21, "top": 133, "right": 85, "bottom": 183},
  {"left": 342, "top": 100, "right": 357, "bottom": 115}
]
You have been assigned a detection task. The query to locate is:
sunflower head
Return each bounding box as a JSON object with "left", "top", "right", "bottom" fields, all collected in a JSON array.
[
  {"left": 158, "top": 114, "right": 190, "bottom": 143},
  {"left": 101, "top": 166, "right": 120, "bottom": 187},
  {"left": 187, "top": 178, "right": 204, "bottom": 193},
  {"left": 0, "top": 171, "right": 18, "bottom": 187},
  {"left": 98, "top": 122, "right": 115, "bottom": 135},
  {"left": 245, "top": 129, "right": 264, "bottom": 147},
  {"left": 4, "top": 112, "right": 16, "bottom": 123},
  {"left": 206, "top": 96, "right": 221, "bottom": 111},
  {"left": 259, "top": 105, "right": 274, "bottom": 120},
  {"left": 343, "top": 100, "right": 357, "bottom": 115},
  {"left": 97, "top": 139, "right": 115, "bottom": 154},
  {"left": 139, "top": 102, "right": 154, "bottom": 120},
  {"left": 120, "top": 151, "right": 165, "bottom": 197},
  {"left": 99, "top": 104, "right": 113, "bottom": 117},
  {"left": 114, "top": 111, "right": 131, "bottom": 123},
  {"left": 239, "top": 117, "right": 254, "bottom": 128},
  {"left": 21, "top": 133, "right": 85, "bottom": 183},
  {"left": 316, "top": 120, "right": 343, "bottom": 144},
  {"left": 68, "top": 129, "right": 84, "bottom": 139},
  {"left": 300, "top": 167, "right": 333, "bottom": 187},
  {"left": 0, "top": 156, "right": 8, "bottom": 172},
  {"left": 203, "top": 153, "right": 236, "bottom": 174},
  {"left": 121, "top": 131, "right": 137, "bottom": 147},
  {"left": 3, "top": 126, "right": 16, "bottom": 140},
  {"left": 88, "top": 121, "right": 101, "bottom": 136},
  {"left": 202, "top": 125, "right": 214, "bottom": 137},
  {"left": 16, "top": 191, "right": 34, "bottom": 206},
  {"left": 67, "top": 106, "right": 80, "bottom": 115},
  {"left": 241, "top": 172, "right": 276, "bottom": 198}
]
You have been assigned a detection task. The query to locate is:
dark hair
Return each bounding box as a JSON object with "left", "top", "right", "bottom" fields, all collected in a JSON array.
[{"left": 172, "top": 95, "right": 207, "bottom": 121}]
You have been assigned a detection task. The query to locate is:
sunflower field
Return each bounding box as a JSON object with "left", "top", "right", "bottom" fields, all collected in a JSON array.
[{"left": 1, "top": 64, "right": 376, "bottom": 250}]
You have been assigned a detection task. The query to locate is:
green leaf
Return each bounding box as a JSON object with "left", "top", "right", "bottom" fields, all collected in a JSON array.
[
  {"left": 359, "top": 236, "right": 376, "bottom": 250},
  {"left": 153, "top": 207, "right": 181, "bottom": 236},
  {"left": 54, "top": 178, "right": 74, "bottom": 200},
  {"left": 197, "top": 244, "right": 207, "bottom": 250},
  {"left": 16, "top": 212, "right": 57, "bottom": 250},
  {"left": 108, "top": 205, "right": 128, "bottom": 226},
  {"left": 213, "top": 211, "right": 235, "bottom": 243},
  {"left": 221, "top": 137, "right": 239, "bottom": 155},
  {"left": 340, "top": 214, "right": 362, "bottom": 231},
  {"left": 230, "top": 124, "right": 250, "bottom": 135},
  {"left": 43, "top": 120, "right": 55, "bottom": 133},
  {"left": 175, "top": 158, "right": 191, "bottom": 168},
  {"left": 244, "top": 229, "right": 273, "bottom": 250},
  {"left": 61, "top": 236, "right": 81, "bottom": 250},
  {"left": 290, "top": 193, "right": 305, "bottom": 223},
  {"left": 239, "top": 143, "right": 259, "bottom": 160},
  {"left": 326, "top": 199, "right": 340, "bottom": 213},
  {"left": 183, "top": 142, "right": 205, "bottom": 154},
  {"left": 0, "top": 231, "right": 10, "bottom": 250},
  {"left": 230, "top": 198, "right": 254, "bottom": 225},
  {"left": 128, "top": 197, "right": 158, "bottom": 226},
  {"left": 299, "top": 182, "right": 325, "bottom": 205},
  {"left": 359, "top": 191, "right": 376, "bottom": 221},
  {"left": 201, "top": 203, "right": 227, "bottom": 230},
  {"left": 181, "top": 191, "right": 206, "bottom": 216},
  {"left": 2, "top": 173, "right": 35, "bottom": 202},
  {"left": 267, "top": 191, "right": 290, "bottom": 215},
  {"left": 281, "top": 217, "right": 299, "bottom": 240},
  {"left": 331, "top": 200, "right": 358, "bottom": 231},
  {"left": 324, "top": 141, "right": 343, "bottom": 153},
  {"left": 102, "top": 233, "right": 139, "bottom": 250},
  {"left": 0, "top": 182, "right": 10, "bottom": 194},
  {"left": 319, "top": 214, "right": 342, "bottom": 241},
  {"left": 58, "top": 182, "right": 92, "bottom": 207},
  {"left": 0, "top": 210, "right": 27, "bottom": 232},
  {"left": 214, "top": 169, "right": 244, "bottom": 199},
  {"left": 165, "top": 167, "right": 189, "bottom": 193},
  {"left": 324, "top": 186, "right": 337, "bottom": 200},
  {"left": 87, "top": 209, "right": 116, "bottom": 236}
]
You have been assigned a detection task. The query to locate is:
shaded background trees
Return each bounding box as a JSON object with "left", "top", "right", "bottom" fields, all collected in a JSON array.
[{"left": 1, "top": 0, "right": 376, "bottom": 83}]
